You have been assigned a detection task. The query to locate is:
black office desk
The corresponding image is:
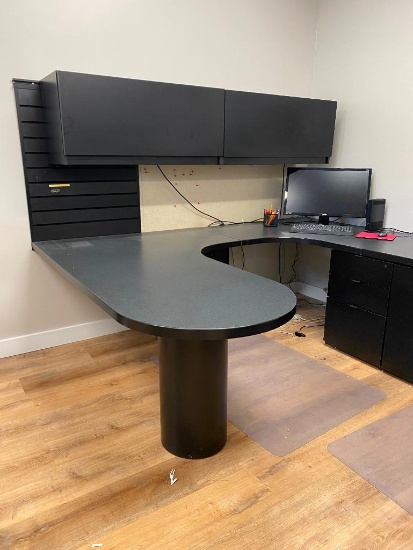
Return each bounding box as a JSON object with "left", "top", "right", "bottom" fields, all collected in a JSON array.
[
  {"left": 33, "top": 227, "right": 298, "bottom": 459},
  {"left": 33, "top": 224, "right": 413, "bottom": 458}
]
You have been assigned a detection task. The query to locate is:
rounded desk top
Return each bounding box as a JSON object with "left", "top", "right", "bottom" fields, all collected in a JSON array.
[{"left": 33, "top": 225, "right": 297, "bottom": 340}]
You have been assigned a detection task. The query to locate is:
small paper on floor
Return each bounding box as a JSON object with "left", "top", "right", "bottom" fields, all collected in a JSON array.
[
  {"left": 169, "top": 469, "right": 177, "bottom": 485},
  {"left": 91, "top": 545, "right": 103, "bottom": 548}
]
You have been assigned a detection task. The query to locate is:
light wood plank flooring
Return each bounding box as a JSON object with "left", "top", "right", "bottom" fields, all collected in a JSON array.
[{"left": 1, "top": 299, "right": 413, "bottom": 549}]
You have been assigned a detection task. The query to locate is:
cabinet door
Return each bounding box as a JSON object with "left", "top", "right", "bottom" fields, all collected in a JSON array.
[
  {"left": 382, "top": 264, "right": 413, "bottom": 382},
  {"left": 43, "top": 71, "right": 225, "bottom": 159},
  {"left": 224, "top": 90, "right": 336, "bottom": 160},
  {"left": 324, "top": 298, "right": 386, "bottom": 367}
]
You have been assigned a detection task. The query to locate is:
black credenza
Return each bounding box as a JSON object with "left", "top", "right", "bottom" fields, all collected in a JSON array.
[{"left": 325, "top": 250, "right": 413, "bottom": 383}]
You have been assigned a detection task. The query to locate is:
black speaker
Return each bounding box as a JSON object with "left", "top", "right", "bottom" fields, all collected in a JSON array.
[{"left": 365, "top": 198, "right": 386, "bottom": 231}]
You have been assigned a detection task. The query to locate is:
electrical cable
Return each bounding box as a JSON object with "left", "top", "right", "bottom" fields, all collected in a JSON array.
[
  {"left": 278, "top": 243, "right": 282, "bottom": 283},
  {"left": 299, "top": 322, "right": 325, "bottom": 331},
  {"left": 277, "top": 312, "right": 325, "bottom": 338},
  {"left": 285, "top": 243, "right": 299, "bottom": 289},
  {"left": 157, "top": 165, "right": 227, "bottom": 225},
  {"left": 208, "top": 218, "right": 263, "bottom": 227},
  {"left": 240, "top": 245, "right": 245, "bottom": 269},
  {"left": 280, "top": 164, "right": 286, "bottom": 213},
  {"left": 294, "top": 322, "right": 325, "bottom": 338},
  {"left": 278, "top": 243, "right": 287, "bottom": 283},
  {"left": 157, "top": 165, "right": 264, "bottom": 228},
  {"left": 382, "top": 227, "right": 413, "bottom": 236}
]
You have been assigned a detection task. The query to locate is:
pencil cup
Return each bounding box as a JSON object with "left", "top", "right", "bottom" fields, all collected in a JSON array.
[{"left": 263, "top": 211, "right": 279, "bottom": 227}]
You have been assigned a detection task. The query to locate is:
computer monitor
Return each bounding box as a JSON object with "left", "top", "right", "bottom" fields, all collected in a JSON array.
[{"left": 283, "top": 167, "right": 372, "bottom": 225}]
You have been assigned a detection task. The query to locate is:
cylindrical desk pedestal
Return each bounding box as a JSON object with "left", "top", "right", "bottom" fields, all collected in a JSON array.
[{"left": 158, "top": 337, "right": 228, "bottom": 459}]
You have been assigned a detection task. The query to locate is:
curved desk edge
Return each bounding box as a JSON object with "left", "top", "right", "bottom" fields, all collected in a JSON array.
[{"left": 32, "top": 228, "right": 298, "bottom": 340}]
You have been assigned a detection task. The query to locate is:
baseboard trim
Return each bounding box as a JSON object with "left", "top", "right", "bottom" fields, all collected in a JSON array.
[
  {"left": 290, "top": 281, "right": 327, "bottom": 303},
  {"left": 0, "top": 319, "right": 128, "bottom": 359},
  {"left": 0, "top": 283, "right": 325, "bottom": 359}
]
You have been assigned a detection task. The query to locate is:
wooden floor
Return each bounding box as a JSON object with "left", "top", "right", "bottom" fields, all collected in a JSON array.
[{"left": 1, "top": 299, "right": 413, "bottom": 549}]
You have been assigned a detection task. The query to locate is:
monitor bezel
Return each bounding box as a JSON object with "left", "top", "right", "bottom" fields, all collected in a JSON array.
[{"left": 282, "top": 167, "right": 372, "bottom": 219}]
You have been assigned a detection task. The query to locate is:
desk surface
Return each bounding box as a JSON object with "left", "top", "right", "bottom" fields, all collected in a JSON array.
[{"left": 33, "top": 223, "right": 413, "bottom": 340}]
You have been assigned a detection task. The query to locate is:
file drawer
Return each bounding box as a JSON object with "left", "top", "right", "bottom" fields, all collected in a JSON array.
[
  {"left": 324, "top": 298, "right": 386, "bottom": 367},
  {"left": 324, "top": 250, "right": 393, "bottom": 367},
  {"left": 329, "top": 250, "right": 393, "bottom": 289},
  {"left": 327, "top": 275, "right": 389, "bottom": 316}
]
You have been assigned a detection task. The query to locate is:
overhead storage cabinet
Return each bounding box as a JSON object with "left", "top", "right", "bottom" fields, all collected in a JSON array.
[
  {"left": 223, "top": 90, "right": 337, "bottom": 164},
  {"left": 41, "top": 71, "right": 225, "bottom": 165},
  {"left": 40, "top": 71, "right": 336, "bottom": 166}
]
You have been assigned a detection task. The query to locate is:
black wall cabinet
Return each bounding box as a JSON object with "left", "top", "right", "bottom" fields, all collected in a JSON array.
[
  {"left": 41, "top": 71, "right": 225, "bottom": 165},
  {"left": 224, "top": 90, "right": 337, "bottom": 164},
  {"left": 40, "top": 71, "right": 337, "bottom": 166}
]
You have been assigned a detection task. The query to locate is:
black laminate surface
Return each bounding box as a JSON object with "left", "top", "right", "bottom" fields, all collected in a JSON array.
[
  {"left": 33, "top": 224, "right": 413, "bottom": 340},
  {"left": 33, "top": 226, "right": 297, "bottom": 340},
  {"left": 324, "top": 298, "right": 386, "bottom": 367},
  {"left": 210, "top": 223, "right": 413, "bottom": 266},
  {"left": 41, "top": 71, "right": 225, "bottom": 159},
  {"left": 382, "top": 264, "right": 413, "bottom": 382},
  {"left": 224, "top": 90, "right": 336, "bottom": 160}
]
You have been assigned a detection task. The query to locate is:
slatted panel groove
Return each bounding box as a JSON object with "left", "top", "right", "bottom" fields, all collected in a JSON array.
[
  {"left": 17, "top": 87, "right": 42, "bottom": 106},
  {"left": 13, "top": 79, "right": 141, "bottom": 241},
  {"left": 25, "top": 154, "right": 52, "bottom": 168},
  {"left": 31, "top": 194, "right": 139, "bottom": 211},
  {"left": 27, "top": 167, "right": 137, "bottom": 183},
  {"left": 20, "top": 122, "right": 46, "bottom": 138},
  {"left": 19, "top": 106, "right": 44, "bottom": 122},
  {"left": 23, "top": 138, "right": 50, "bottom": 153},
  {"left": 28, "top": 181, "right": 138, "bottom": 197},
  {"left": 31, "top": 220, "right": 140, "bottom": 241},
  {"left": 32, "top": 207, "right": 140, "bottom": 225}
]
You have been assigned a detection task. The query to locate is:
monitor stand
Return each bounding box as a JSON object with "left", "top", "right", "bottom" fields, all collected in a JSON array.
[{"left": 318, "top": 214, "right": 330, "bottom": 225}]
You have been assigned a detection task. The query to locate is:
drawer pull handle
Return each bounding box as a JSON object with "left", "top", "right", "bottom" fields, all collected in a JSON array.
[{"left": 352, "top": 279, "right": 361, "bottom": 284}]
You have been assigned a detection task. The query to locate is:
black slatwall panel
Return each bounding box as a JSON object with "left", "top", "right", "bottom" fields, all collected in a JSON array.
[{"left": 13, "top": 79, "right": 141, "bottom": 241}]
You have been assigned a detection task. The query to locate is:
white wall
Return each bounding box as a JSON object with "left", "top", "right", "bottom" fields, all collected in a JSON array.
[
  {"left": 313, "top": 0, "right": 413, "bottom": 232},
  {"left": 294, "top": 0, "right": 413, "bottom": 297},
  {"left": 0, "top": 0, "right": 319, "bottom": 357}
]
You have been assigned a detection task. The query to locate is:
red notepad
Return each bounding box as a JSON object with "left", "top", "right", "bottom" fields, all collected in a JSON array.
[{"left": 356, "top": 231, "right": 396, "bottom": 241}]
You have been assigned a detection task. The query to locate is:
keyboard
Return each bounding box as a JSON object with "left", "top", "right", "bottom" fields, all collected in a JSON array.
[{"left": 289, "top": 223, "right": 355, "bottom": 236}]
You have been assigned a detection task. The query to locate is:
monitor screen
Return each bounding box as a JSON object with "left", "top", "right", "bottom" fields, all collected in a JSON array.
[{"left": 283, "top": 167, "right": 372, "bottom": 220}]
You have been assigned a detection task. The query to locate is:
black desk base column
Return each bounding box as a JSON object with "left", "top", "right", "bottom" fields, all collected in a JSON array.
[{"left": 158, "top": 337, "right": 228, "bottom": 459}]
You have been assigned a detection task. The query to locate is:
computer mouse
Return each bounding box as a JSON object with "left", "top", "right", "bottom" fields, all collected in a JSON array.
[{"left": 378, "top": 231, "right": 387, "bottom": 237}]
